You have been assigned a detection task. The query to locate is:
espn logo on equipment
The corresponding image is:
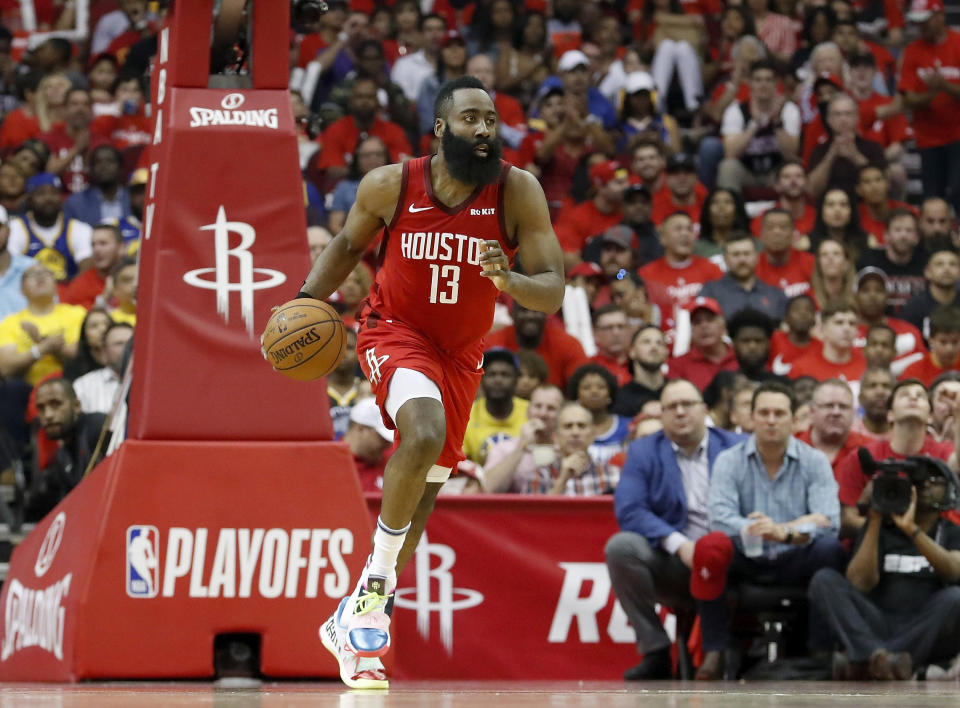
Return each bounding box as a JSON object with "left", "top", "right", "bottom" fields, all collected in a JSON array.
[{"left": 126, "top": 526, "right": 160, "bottom": 598}]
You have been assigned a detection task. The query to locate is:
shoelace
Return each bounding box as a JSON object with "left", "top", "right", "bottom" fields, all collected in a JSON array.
[{"left": 354, "top": 590, "right": 391, "bottom": 616}]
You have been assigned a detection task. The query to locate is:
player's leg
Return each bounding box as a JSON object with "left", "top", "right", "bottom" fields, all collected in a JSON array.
[{"left": 395, "top": 481, "right": 444, "bottom": 575}]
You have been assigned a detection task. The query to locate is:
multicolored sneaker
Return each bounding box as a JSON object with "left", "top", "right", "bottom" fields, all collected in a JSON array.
[
  {"left": 345, "top": 575, "right": 392, "bottom": 658},
  {"left": 320, "top": 597, "right": 389, "bottom": 689}
]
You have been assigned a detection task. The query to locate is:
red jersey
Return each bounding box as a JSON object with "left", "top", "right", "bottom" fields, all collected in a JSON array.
[
  {"left": 837, "top": 436, "right": 954, "bottom": 506},
  {"left": 795, "top": 429, "right": 872, "bottom": 478},
  {"left": 639, "top": 256, "right": 722, "bottom": 307},
  {"left": 651, "top": 183, "right": 708, "bottom": 227},
  {"left": 589, "top": 352, "right": 632, "bottom": 386},
  {"left": 316, "top": 115, "right": 412, "bottom": 169},
  {"left": 750, "top": 203, "right": 816, "bottom": 242},
  {"left": 361, "top": 157, "right": 516, "bottom": 350},
  {"left": 858, "top": 93, "right": 911, "bottom": 148},
  {"left": 666, "top": 345, "right": 738, "bottom": 390},
  {"left": 898, "top": 30, "right": 960, "bottom": 149},
  {"left": 768, "top": 331, "right": 820, "bottom": 376},
  {"left": 754, "top": 249, "right": 815, "bottom": 299},
  {"left": 40, "top": 125, "right": 111, "bottom": 194},
  {"left": 485, "top": 321, "right": 589, "bottom": 390},
  {"left": 553, "top": 199, "right": 623, "bottom": 253},
  {"left": 802, "top": 114, "right": 828, "bottom": 166},
  {"left": 858, "top": 201, "right": 917, "bottom": 245},
  {"left": 855, "top": 317, "right": 926, "bottom": 375},
  {"left": 900, "top": 352, "right": 960, "bottom": 386},
  {"left": 789, "top": 346, "right": 867, "bottom": 384}
]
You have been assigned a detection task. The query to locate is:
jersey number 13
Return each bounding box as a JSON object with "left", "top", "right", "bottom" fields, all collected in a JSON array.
[{"left": 428, "top": 264, "right": 460, "bottom": 304}]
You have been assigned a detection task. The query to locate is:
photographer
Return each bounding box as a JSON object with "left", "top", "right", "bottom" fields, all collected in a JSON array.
[
  {"left": 837, "top": 379, "right": 960, "bottom": 538},
  {"left": 808, "top": 456, "right": 960, "bottom": 680}
]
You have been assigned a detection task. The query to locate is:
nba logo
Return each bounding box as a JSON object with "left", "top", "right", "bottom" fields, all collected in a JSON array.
[{"left": 126, "top": 526, "right": 159, "bottom": 598}]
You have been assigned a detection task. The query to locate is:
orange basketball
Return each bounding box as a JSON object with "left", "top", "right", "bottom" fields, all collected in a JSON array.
[{"left": 262, "top": 298, "right": 346, "bottom": 381}]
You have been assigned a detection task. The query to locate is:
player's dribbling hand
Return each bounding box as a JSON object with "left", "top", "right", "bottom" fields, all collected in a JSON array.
[
  {"left": 480, "top": 240, "right": 511, "bottom": 291},
  {"left": 258, "top": 305, "right": 281, "bottom": 361}
]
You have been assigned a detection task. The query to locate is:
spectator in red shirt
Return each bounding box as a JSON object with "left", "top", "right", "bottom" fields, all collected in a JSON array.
[
  {"left": 61, "top": 223, "right": 124, "bottom": 310},
  {"left": 863, "top": 322, "right": 896, "bottom": 370},
  {"left": 854, "top": 267, "right": 927, "bottom": 374},
  {"left": 796, "top": 378, "right": 871, "bottom": 473},
  {"left": 836, "top": 378, "right": 959, "bottom": 537},
  {"left": 754, "top": 208, "right": 816, "bottom": 298},
  {"left": 666, "top": 297, "right": 738, "bottom": 390},
  {"left": 0, "top": 70, "right": 41, "bottom": 152},
  {"left": 485, "top": 302, "right": 590, "bottom": 391},
  {"left": 800, "top": 71, "right": 845, "bottom": 167},
  {"left": 554, "top": 159, "right": 629, "bottom": 269},
  {"left": 790, "top": 300, "right": 868, "bottom": 390},
  {"left": 769, "top": 294, "right": 820, "bottom": 376},
  {"left": 651, "top": 152, "right": 708, "bottom": 227},
  {"left": 855, "top": 165, "right": 915, "bottom": 246},
  {"left": 638, "top": 212, "right": 723, "bottom": 333},
  {"left": 899, "top": 0, "right": 960, "bottom": 214},
  {"left": 316, "top": 77, "right": 412, "bottom": 184},
  {"left": 848, "top": 52, "right": 910, "bottom": 183},
  {"left": 41, "top": 88, "right": 110, "bottom": 195},
  {"left": 589, "top": 305, "right": 633, "bottom": 386},
  {"left": 749, "top": 160, "right": 817, "bottom": 244},
  {"left": 901, "top": 305, "right": 960, "bottom": 385}
]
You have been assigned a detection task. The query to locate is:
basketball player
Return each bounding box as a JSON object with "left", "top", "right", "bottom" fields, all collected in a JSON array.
[{"left": 289, "top": 76, "right": 564, "bottom": 687}]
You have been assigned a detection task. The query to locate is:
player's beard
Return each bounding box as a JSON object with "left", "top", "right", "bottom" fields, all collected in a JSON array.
[{"left": 441, "top": 129, "right": 503, "bottom": 187}]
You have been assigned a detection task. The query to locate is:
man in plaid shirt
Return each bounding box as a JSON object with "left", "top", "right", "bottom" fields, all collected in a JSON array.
[{"left": 519, "top": 402, "right": 620, "bottom": 495}]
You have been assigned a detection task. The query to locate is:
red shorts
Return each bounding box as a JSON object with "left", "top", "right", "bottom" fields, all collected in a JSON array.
[{"left": 357, "top": 317, "right": 483, "bottom": 469}]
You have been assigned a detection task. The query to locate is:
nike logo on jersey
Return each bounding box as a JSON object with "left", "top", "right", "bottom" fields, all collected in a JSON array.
[
  {"left": 408, "top": 204, "right": 434, "bottom": 213},
  {"left": 771, "top": 354, "right": 792, "bottom": 376}
]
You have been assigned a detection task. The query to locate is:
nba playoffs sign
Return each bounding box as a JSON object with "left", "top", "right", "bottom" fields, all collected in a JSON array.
[{"left": 0, "top": 440, "right": 370, "bottom": 681}]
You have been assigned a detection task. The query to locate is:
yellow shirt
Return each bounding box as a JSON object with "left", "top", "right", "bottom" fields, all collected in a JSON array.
[
  {"left": 109, "top": 308, "right": 137, "bottom": 327},
  {"left": 0, "top": 304, "right": 86, "bottom": 385},
  {"left": 462, "top": 397, "right": 529, "bottom": 465}
]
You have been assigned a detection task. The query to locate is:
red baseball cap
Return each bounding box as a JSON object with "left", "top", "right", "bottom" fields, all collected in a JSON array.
[
  {"left": 690, "top": 532, "right": 735, "bottom": 601},
  {"left": 567, "top": 261, "right": 604, "bottom": 280},
  {"left": 907, "top": 0, "right": 944, "bottom": 21},
  {"left": 589, "top": 160, "right": 629, "bottom": 187},
  {"left": 813, "top": 71, "right": 844, "bottom": 91},
  {"left": 684, "top": 296, "right": 723, "bottom": 317}
]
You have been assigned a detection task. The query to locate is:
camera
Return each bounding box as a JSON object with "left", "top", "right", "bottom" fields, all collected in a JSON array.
[{"left": 858, "top": 447, "right": 959, "bottom": 516}]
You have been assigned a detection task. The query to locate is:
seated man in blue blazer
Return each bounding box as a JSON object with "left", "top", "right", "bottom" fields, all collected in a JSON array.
[{"left": 606, "top": 378, "right": 744, "bottom": 680}]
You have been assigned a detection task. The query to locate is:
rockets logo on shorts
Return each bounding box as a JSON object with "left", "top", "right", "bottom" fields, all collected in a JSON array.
[{"left": 126, "top": 526, "right": 160, "bottom": 598}]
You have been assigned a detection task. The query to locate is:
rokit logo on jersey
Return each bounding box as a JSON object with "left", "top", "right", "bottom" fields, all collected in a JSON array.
[
  {"left": 124, "top": 526, "right": 354, "bottom": 599},
  {"left": 188, "top": 93, "right": 279, "bottom": 130}
]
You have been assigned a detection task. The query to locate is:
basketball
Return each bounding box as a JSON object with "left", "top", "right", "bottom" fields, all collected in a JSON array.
[{"left": 262, "top": 299, "right": 346, "bottom": 381}]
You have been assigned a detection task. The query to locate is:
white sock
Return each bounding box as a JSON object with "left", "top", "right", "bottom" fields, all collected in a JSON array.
[{"left": 367, "top": 516, "right": 409, "bottom": 586}]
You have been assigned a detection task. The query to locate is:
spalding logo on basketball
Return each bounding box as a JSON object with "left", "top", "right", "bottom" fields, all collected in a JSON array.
[{"left": 261, "top": 299, "right": 346, "bottom": 381}]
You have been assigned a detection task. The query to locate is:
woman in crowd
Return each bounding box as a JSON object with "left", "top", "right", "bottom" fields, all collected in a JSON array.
[
  {"left": 87, "top": 53, "right": 119, "bottom": 116},
  {"left": 811, "top": 237, "right": 856, "bottom": 309},
  {"left": 703, "top": 5, "right": 756, "bottom": 88},
  {"left": 467, "top": 0, "right": 516, "bottom": 62},
  {"left": 35, "top": 71, "right": 71, "bottom": 133},
  {"left": 516, "top": 350, "right": 549, "bottom": 400},
  {"left": 567, "top": 363, "right": 630, "bottom": 468},
  {"left": 496, "top": 12, "right": 553, "bottom": 106},
  {"left": 380, "top": 0, "right": 422, "bottom": 66},
  {"left": 63, "top": 306, "right": 112, "bottom": 381},
  {"left": 695, "top": 188, "right": 750, "bottom": 266},
  {"left": 809, "top": 188, "right": 868, "bottom": 260}
]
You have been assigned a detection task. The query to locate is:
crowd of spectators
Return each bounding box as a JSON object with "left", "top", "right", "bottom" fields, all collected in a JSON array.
[{"left": 2, "top": 0, "right": 960, "bottom": 683}]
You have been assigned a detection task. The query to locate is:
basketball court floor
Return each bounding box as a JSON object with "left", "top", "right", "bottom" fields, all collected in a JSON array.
[{"left": 1, "top": 681, "right": 959, "bottom": 707}]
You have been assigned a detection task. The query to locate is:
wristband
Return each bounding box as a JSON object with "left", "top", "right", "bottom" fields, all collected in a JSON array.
[
  {"left": 296, "top": 290, "right": 316, "bottom": 300},
  {"left": 30, "top": 345, "right": 41, "bottom": 360}
]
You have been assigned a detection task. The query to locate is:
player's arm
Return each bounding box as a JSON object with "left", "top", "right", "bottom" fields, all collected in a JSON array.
[
  {"left": 299, "top": 164, "right": 402, "bottom": 299},
  {"left": 484, "top": 167, "right": 565, "bottom": 314}
]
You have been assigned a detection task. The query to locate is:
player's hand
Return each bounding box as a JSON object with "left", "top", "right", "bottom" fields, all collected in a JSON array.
[
  {"left": 259, "top": 305, "right": 281, "bottom": 361},
  {"left": 480, "top": 240, "right": 511, "bottom": 291}
]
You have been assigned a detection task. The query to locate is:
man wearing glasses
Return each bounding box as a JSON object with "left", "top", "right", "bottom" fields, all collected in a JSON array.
[{"left": 606, "top": 379, "right": 743, "bottom": 679}]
